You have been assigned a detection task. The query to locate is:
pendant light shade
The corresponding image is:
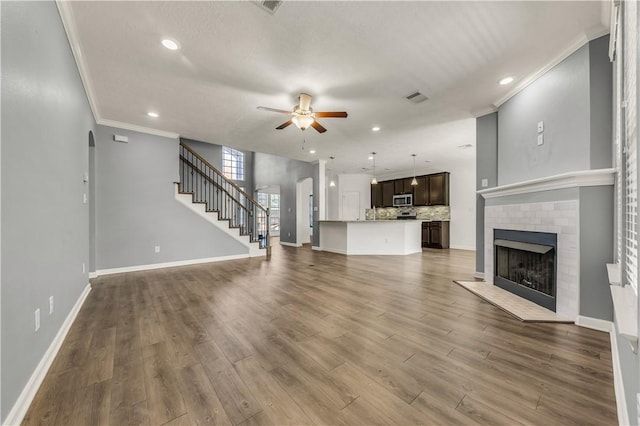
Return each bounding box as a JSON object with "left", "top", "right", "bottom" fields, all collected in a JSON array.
[
  {"left": 411, "top": 154, "right": 418, "bottom": 186},
  {"left": 371, "top": 152, "right": 378, "bottom": 185}
]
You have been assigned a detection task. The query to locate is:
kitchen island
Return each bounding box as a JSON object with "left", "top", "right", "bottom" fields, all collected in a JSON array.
[{"left": 318, "top": 220, "right": 422, "bottom": 255}]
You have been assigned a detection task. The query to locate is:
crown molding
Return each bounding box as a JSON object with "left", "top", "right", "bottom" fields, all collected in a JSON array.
[
  {"left": 97, "top": 119, "right": 180, "bottom": 139},
  {"left": 56, "top": 1, "right": 100, "bottom": 121},
  {"left": 493, "top": 27, "right": 610, "bottom": 109},
  {"left": 471, "top": 105, "right": 498, "bottom": 118}
]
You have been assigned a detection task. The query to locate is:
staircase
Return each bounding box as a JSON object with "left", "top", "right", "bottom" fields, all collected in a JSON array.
[{"left": 175, "top": 140, "right": 270, "bottom": 257}]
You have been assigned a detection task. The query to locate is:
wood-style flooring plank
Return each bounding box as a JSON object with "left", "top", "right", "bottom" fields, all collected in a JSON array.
[{"left": 21, "top": 243, "right": 617, "bottom": 426}]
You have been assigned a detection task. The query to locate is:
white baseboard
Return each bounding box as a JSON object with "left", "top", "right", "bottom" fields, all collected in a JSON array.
[
  {"left": 3, "top": 283, "right": 91, "bottom": 426},
  {"left": 610, "top": 323, "right": 630, "bottom": 426},
  {"left": 88, "top": 272, "right": 97, "bottom": 279},
  {"left": 311, "top": 246, "right": 322, "bottom": 251},
  {"left": 95, "top": 254, "right": 249, "bottom": 277},
  {"left": 280, "top": 241, "right": 302, "bottom": 248},
  {"left": 450, "top": 245, "right": 476, "bottom": 251},
  {"left": 575, "top": 315, "right": 613, "bottom": 333},
  {"left": 474, "top": 271, "right": 485, "bottom": 279}
]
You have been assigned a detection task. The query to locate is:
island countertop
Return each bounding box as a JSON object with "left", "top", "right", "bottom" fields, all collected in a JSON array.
[{"left": 318, "top": 220, "right": 422, "bottom": 255}]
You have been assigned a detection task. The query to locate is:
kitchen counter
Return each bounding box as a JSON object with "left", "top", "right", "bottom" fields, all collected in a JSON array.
[{"left": 318, "top": 220, "right": 422, "bottom": 255}]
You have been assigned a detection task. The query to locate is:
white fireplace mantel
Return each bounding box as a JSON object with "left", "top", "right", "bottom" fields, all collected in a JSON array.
[{"left": 478, "top": 168, "right": 615, "bottom": 199}]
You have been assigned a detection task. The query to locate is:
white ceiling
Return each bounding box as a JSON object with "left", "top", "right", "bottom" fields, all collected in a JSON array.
[{"left": 64, "top": 1, "right": 608, "bottom": 176}]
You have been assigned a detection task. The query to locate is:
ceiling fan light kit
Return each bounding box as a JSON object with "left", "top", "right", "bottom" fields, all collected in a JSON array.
[{"left": 257, "top": 93, "right": 348, "bottom": 133}]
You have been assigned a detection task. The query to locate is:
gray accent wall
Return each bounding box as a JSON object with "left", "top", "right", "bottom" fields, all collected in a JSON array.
[
  {"left": 94, "top": 125, "right": 247, "bottom": 271},
  {"left": 253, "top": 152, "right": 315, "bottom": 245},
  {"left": 475, "top": 113, "right": 498, "bottom": 274},
  {"left": 498, "top": 36, "right": 612, "bottom": 186},
  {"left": 1, "top": 2, "right": 95, "bottom": 420}
]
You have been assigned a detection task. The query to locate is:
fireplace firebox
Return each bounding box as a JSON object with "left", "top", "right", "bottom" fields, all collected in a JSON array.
[{"left": 494, "top": 229, "right": 557, "bottom": 311}]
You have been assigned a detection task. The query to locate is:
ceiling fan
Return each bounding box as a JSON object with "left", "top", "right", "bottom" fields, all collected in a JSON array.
[{"left": 257, "top": 93, "right": 348, "bottom": 133}]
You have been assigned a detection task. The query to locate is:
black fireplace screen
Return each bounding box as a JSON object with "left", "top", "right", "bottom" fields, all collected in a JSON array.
[{"left": 495, "top": 241, "right": 555, "bottom": 297}]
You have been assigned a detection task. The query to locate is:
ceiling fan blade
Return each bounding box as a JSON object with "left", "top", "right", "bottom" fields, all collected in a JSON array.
[
  {"left": 314, "top": 111, "right": 348, "bottom": 118},
  {"left": 299, "top": 93, "right": 312, "bottom": 111},
  {"left": 311, "top": 121, "right": 327, "bottom": 133},
  {"left": 257, "top": 106, "right": 292, "bottom": 114},
  {"left": 276, "top": 120, "right": 293, "bottom": 130}
]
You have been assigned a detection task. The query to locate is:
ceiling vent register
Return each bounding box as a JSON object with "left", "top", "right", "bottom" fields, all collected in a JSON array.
[
  {"left": 256, "top": 0, "right": 283, "bottom": 14},
  {"left": 405, "top": 91, "right": 429, "bottom": 104}
]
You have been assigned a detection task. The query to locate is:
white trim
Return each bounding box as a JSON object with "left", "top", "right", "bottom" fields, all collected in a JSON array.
[
  {"left": 88, "top": 272, "right": 97, "bottom": 279},
  {"left": 311, "top": 246, "right": 322, "bottom": 251},
  {"left": 449, "top": 245, "right": 476, "bottom": 251},
  {"left": 56, "top": 1, "right": 99, "bottom": 121},
  {"left": 471, "top": 105, "right": 498, "bottom": 118},
  {"left": 474, "top": 271, "right": 485, "bottom": 280},
  {"left": 3, "top": 284, "right": 91, "bottom": 426},
  {"left": 317, "top": 247, "right": 347, "bottom": 255},
  {"left": 94, "top": 254, "right": 249, "bottom": 277},
  {"left": 97, "top": 119, "right": 180, "bottom": 140},
  {"left": 494, "top": 29, "right": 609, "bottom": 108},
  {"left": 478, "top": 168, "right": 616, "bottom": 199},
  {"left": 280, "top": 241, "right": 302, "bottom": 248},
  {"left": 610, "top": 323, "right": 630, "bottom": 426},
  {"left": 575, "top": 315, "right": 613, "bottom": 332}
]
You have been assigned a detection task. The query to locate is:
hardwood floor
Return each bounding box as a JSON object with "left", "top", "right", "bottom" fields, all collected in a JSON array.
[{"left": 23, "top": 243, "right": 617, "bottom": 425}]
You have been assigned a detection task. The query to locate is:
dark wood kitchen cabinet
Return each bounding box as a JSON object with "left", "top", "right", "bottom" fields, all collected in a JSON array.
[
  {"left": 427, "top": 172, "right": 449, "bottom": 206},
  {"left": 381, "top": 181, "right": 395, "bottom": 207},
  {"left": 413, "top": 176, "right": 428, "bottom": 206},
  {"left": 394, "top": 179, "right": 404, "bottom": 195},
  {"left": 422, "top": 221, "right": 450, "bottom": 249},
  {"left": 402, "top": 178, "right": 414, "bottom": 194},
  {"left": 371, "top": 182, "right": 383, "bottom": 208}
]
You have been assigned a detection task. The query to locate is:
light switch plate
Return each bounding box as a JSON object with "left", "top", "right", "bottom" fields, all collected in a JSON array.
[
  {"left": 481, "top": 179, "right": 489, "bottom": 188},
  {"left": 537, "top": 134, "right": 544, "bottom": 146},
  {"left": 537, "top": 121, "right": 544, "bottom": 133}
]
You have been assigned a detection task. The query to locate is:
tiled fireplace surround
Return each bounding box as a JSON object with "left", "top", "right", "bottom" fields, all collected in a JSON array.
[
  {"left": 484, "top": 200, "right": 578, "bottom": 319},
  {"left": 480, "top": 169, "right": 615, "bottom": 321}
]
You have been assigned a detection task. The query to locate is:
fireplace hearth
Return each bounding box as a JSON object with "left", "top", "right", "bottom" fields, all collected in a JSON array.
[{"left": 494, "top": 229, "right": 557, "bottom": 311}]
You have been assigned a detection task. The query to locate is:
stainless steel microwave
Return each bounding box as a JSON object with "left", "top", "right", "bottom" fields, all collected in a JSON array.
[{"left": 393, "top": 194, "right": 413, "bottom": 207}]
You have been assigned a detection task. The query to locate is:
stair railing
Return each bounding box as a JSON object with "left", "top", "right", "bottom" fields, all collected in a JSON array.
[{"left": 179, "top": 141, "right": 270, "bottom": 250}]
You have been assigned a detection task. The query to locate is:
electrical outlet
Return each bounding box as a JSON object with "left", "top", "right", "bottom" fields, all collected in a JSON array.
[
  {"left": 537, "top": 121, "right": 544, "bottom": 133},
  {"left": 49, "top": 296, "right": 54, "bottom": 315},
  {"left": 481, "top": 178, "right": 489, "bottom": 188},
  {"left": 537, "top": 134, "right": 544, "bottom": 146},
  {"left": 154, "top": 246, "right": 160, "bottom": 253},
  {"left": 83, "top": 193, "right": 88, "bottom": 204},
  {"left": 82, "top": 263, "right": 86, "bottom": 274},
  {"left": 636, "top": 393, "right": 640, "bottom": 426},
  {"left": 35, "top": 309, "right": 40, "bottom": 332}
]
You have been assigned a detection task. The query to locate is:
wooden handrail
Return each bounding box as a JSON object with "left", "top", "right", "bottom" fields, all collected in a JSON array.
[
  {"left": 179, "top": 141, "right": 267, "bottom": 214},
  {"left": 180, "top": 155, "right": 251, "bottom": 213}
]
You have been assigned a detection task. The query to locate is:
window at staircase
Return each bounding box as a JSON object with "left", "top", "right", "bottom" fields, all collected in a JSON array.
[{"left": 222, "top": 146, "right": 245, "bottom": 181}]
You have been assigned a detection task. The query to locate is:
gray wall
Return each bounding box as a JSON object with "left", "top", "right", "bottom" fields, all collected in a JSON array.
[
  {"left": 579, "top": 186, "right": 614, "bottom": 320},
  {"left": 95, "top": 125, "right": 247, "bottom": 271},
  {"left": 253, "top": 152, "right": 315, "bottom": 245},
  {"left": 498, "top": 36, "right": 612, "bottom": 186},
  {"left": 475, "top": 113, "right": 498, "bottom": 274},
  {"left": 1, "top": 2, "right": 95, "bottom": 420}
]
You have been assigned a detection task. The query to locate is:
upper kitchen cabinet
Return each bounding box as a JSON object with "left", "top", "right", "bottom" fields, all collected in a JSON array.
[
  {"left": 413, "top": 176, "right": 428, "bottom": 205},
  {"left": 371, "top": 182, "right": 383, "bottom": 208},
  {"left": 382, "top": 181, "right": 395, "bottom": 207},
  {"left": 402, "top": 178, "right": 414, "bottom": 194},
  {"left": 427, "top": 172, "right": 449, "bottom": 206}
]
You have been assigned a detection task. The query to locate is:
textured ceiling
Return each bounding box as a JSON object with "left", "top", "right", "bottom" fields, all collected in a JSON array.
[{"left": 65, "top": 1, "right": 607, "bottom": 176}]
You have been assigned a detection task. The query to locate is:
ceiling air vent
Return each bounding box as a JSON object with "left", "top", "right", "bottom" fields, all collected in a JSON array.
[
  {"left": 255, "top": 0, "right": 283, "bottom": 14},
  {"left": 405, "top": 91, "right": 428, "bottom": 104}
]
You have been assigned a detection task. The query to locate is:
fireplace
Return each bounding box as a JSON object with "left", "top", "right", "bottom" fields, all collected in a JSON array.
[{"left": 494, "top": 229, "right": 557, "bottom": 311}]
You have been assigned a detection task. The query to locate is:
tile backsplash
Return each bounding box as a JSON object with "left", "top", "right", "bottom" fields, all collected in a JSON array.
[{"left": 365, "top": 206, "right": 450, "bottom": 221}]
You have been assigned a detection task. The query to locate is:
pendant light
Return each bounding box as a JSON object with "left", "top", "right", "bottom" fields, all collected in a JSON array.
[
  {"left": 371, "top": 152, "right": 378, "bottom": 185},
  {"left": 329, "top": 156, "right": 336, "bottom": 187},
  {"left": 411, "top": 154, "right": 418, "bottom": 186}
]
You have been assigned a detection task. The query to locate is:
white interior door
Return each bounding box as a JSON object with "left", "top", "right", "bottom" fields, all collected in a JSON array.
[{"left": 342, "top": 191, "right": 360, "bottom": 221}]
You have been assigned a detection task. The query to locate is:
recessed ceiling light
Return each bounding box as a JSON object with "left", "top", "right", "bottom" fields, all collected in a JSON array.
[
  {"left": 499, "top": 76, "right": 514, "bottom": 85},
  {"left": 161, "top": 39, "right": 180, "bottom": 50},
  {"left": 458, "top": 144, "right": 473, "bottom": 149},
  {"left": 368, "top": 156, "right": 374, "bottom": 160},
  {"left": 309, "top": 150, "right": 316, "bottom": 154},
  {"left": 371, "top": 127, "right": 381, "bottom": 132},
  {"left": 147, "top": 112, "right": 159, "bottom": 118},
  {"left": 424, "top": 160, "right": 432, "bottom": 163}
]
